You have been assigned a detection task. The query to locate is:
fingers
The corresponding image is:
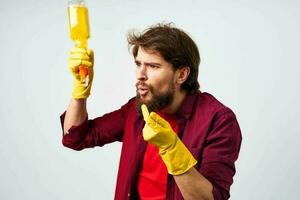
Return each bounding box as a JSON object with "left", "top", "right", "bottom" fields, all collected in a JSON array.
[
  {"left": 141, "top": 105, "right": 160, "bottom": 129},
  {"left": 82, "top": 60, "right": 93, "bottom": 67},
  {"left": 70, "top": 53, "right": 90, "bottom": 60},
  {"left": 141, "top": 104, "right": 170, "bottom": 129},
  {"left": 142, "top": 108, "right": 167, "bottom": 128},
  {"left": 69, "top": 60, "right": 81, "bottom": 69},
  {"left": 69, "top": 47, "right": 93, "bottom": 69},
  {"left": 70, "top": 47, "right": 88, "bottom": 54},
  {"left": 141, "top": 104, "right": 149, "bottom": 122},
  {"left": 149, "top": 112, "right": 168, "bottom": 128},
  {"left": 70, "top": 47, "right": 91, "bottom": 61},
  {"left": 70, "top": 47, "right": 94, "bottom": 57}
]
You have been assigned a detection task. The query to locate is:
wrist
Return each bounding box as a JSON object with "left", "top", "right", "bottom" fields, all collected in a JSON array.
[
  {"left": 159, "top": 138, "right": 197, "bottom": 175},
  {"left": 72, "top": 79, "right": 92, "bottom": 99}
]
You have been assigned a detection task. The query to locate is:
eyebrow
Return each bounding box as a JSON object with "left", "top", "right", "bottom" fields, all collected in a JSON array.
[{"left": 135, "top": 60, "right": 162, "bottom": 66}]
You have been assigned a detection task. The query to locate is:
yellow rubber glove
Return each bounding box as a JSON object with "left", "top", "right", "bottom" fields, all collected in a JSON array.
[
  {"left": 141, "top": 104, "right": 197, "bottom": 175},
  {"left": 68, "top": 47, "right": 94, "bottom": 99}
]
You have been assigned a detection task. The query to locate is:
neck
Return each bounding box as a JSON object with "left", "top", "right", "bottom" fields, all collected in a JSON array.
[{"left": 161, "top": 89, "right": 187, "bottom": 115}]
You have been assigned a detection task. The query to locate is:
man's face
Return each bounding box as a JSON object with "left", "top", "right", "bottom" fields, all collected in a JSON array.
[{"left": 135, "top": 47, "right": 176, "bottom": 115}]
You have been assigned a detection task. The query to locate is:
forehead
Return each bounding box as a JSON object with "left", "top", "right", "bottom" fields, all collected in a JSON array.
[{"left": 135, "top": 47, "right": 169, "bottom": 65}]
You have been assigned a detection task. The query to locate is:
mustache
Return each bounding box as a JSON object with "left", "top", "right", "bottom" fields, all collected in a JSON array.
[{"left": 135, "top": 82, "right": 149, "bottom": 88}]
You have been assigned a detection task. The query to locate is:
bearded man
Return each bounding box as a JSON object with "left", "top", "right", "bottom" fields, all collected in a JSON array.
[{"left": 60, "top": 23, "right": 242, "bottom": 200}]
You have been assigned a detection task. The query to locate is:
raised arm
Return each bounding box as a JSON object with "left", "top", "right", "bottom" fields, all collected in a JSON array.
[
  {"left": 63, "top": 99, "right": 87, "bottom": 134},
  {"left": 63, "top": 47, "right": 94, "bottom": 134}
]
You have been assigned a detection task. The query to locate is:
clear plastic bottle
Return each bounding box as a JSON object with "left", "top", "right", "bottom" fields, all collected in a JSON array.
[
  {"left": 68, "top": 0, "right": 90, "bottom": 49},
  {"left": 68, "top": 0, "right": 90, "bottom": 83}
]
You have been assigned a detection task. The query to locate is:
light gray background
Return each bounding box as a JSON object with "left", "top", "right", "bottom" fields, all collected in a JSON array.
[{"left": 0, "top": 0, "right": 299, "bottom": 199}]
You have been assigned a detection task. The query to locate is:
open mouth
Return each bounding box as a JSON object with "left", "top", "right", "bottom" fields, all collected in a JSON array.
[{"left": 138, "top": 87, "right": 149, "bottom": 96}]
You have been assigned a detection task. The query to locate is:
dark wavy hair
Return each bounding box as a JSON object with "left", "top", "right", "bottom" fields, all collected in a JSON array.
[{"left": 127, "top": 22, "right": 200, "bottom": 91}]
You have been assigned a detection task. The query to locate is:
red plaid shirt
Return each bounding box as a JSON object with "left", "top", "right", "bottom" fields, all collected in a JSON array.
[{"left": 60, "top": 90, "right": 242, "bottom": 200}]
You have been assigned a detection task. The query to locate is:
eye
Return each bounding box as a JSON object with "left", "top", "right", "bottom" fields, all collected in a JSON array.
[
  {"left": 135, "top": 62, "right": 141, "bottom": 67},
  {"left": 149, "top": 64, "right": 159, "bottom": 69}
]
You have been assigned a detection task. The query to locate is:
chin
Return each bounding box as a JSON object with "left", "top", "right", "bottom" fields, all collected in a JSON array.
[
  {"left": 137, "top": 92, "right": 152, "bottom": 104},
  {"left": 140, "top": 96, "right": 151, "bottom": 104}
]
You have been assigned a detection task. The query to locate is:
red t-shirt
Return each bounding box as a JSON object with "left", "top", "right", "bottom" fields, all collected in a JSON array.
[{"left": 137, "top": 112, "right": 179, "bottom": 200}]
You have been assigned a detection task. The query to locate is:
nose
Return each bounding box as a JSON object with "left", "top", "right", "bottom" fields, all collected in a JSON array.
[{"left": 136, "top": 64, "right": 147, "bottom": 81}]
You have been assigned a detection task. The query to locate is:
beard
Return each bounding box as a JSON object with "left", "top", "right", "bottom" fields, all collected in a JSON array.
[{"left": 135, "top": 80, "right": 175, "bottom": 117}]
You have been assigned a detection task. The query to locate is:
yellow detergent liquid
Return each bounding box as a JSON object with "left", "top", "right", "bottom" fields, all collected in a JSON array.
[
  {"left": 68, "top": 2, "right": 90, "bottom": 49},
  {"left": 68, "top": 0, "right": 90, "bottom": 82}
]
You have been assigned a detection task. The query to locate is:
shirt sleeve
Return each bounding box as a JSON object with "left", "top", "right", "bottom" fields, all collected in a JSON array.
[
  {"left": 199, "top": 108, "right": 242, "bottom": 200},
  {"left": 60, "top": 98, "right": 134, "bottom": 151}
]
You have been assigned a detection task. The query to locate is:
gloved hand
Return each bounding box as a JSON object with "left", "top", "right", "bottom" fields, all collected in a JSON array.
[
  {"left": 68, "top": 47, "right": 94, "bottom": 99},
  {"left": 141, "top": 104, "right": 197, "bottom": 175}
]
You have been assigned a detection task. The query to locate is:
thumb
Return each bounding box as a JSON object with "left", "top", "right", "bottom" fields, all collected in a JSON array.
[
  {"left": 141, "top": 104, "right": 149, "bottom": 122},
  {"left": 87, "top": 49, "right": 94, "bottom": 62}
]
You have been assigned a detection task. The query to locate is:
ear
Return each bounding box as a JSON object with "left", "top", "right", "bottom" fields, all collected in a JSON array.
[{"left": 175, "top": 66, "right": 190, "bottom": 85}]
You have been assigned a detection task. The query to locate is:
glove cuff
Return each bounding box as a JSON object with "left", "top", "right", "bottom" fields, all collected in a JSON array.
[
  {"left": 72, "top": 79, "right": 92, "bottom": 99},
  {"left": 159, "top": 139, "right": 197, "bottom": 175}
]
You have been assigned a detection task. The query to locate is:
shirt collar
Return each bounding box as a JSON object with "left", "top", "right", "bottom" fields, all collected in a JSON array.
[{"left": 175, "top": 90, "right": 200, "bottom": 120}]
